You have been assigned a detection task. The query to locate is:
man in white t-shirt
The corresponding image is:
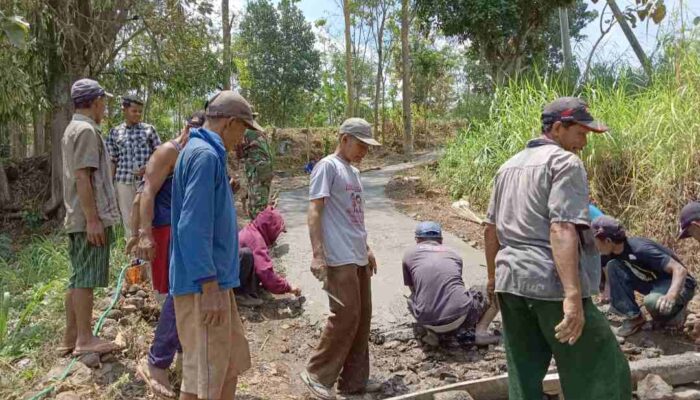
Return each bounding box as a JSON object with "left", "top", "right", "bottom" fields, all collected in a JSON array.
[{"left": 300, "top": 118, "right": 381, "bottom": 400}]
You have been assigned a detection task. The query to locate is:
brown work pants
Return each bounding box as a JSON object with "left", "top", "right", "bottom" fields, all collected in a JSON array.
[{"left": 307, "top": 264, "right": 372, "bottom": 392}]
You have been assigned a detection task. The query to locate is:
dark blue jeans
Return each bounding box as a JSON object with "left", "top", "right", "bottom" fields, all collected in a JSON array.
[
  {"left": 148, "top": 294, "right": 181, "bottom": 369},
  {"left": 607, "top": 259, "right": 694, "bottom": 321}
]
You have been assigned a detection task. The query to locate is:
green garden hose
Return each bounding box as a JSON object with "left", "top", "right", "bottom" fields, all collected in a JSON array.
[{"left": 28, "top": 263, "right": 129, "bottom": 400}]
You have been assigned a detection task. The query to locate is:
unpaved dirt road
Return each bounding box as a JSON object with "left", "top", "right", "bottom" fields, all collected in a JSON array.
[{"left": 275, "top": 153, "right": 487, "bottom": 330}]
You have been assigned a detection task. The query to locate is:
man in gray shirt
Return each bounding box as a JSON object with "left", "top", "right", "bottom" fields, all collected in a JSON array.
[
  {"left": 301, "top": 118, "right": 380, "bottom": 400},
  {"left": 485, "top": 97, "right": 630, "bottom": 399},
  {"left": 403, "top": 221, "right": 499, "bottom": 346},
  {"left": 60, "top": 79, "right": 121, "bottom": 357}
]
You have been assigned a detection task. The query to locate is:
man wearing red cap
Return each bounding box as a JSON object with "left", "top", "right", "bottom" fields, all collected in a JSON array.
[{"left": 484, "top": 97, "right": 630, "bottom": 399}]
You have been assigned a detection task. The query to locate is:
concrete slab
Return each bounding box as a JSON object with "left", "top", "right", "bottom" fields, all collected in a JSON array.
[{"left": 275, "top": 153, "right": 487, "bottom": 330}]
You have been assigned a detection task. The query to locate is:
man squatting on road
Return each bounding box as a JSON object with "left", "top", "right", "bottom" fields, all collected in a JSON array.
[
  {"left": 403, "top": 221, "right": 500, "bottom": 346},
  {"left": 485, "top": 97, "right": 631, "bottom": 400},
  {"left": 169, "top": 91, "right": 266, "bottom": 400},
  {"left": 125, "top": 111, "right": 204, "bottom": 398},
  {"left": 300, "top": 118, "right": 382, "bottom": 400}
]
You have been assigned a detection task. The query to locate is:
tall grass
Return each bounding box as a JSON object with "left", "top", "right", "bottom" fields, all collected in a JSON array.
[
  {"left": 439, "top": 40, "right": 700, "bottom": 244},
  {"left": 0, "top": 227, "right": 129, "bottom": 358}
]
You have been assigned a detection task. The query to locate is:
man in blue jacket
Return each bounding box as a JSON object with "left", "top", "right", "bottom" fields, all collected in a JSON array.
[{"left": 170, "top": 91, "right": 264, "bottom": 400}]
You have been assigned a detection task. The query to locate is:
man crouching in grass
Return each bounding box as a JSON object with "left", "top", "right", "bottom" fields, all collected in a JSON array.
[{"left": 60, "top": 79, "right": 121, "bottom": 357}]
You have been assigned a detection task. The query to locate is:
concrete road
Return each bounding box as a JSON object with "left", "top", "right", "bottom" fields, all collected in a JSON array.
[{"left": 275, "top": 153, "right": 487, "bottom": 330}]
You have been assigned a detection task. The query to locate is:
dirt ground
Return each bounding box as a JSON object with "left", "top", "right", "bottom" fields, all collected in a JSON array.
[
  {"left": 18, "top": 249, "right": 699, "bottom": 400},
  {"left": 384, "top": 163, "right": 485, "bottom": 250},
  {"left": 18, "top": 265, "right": 511, "bottom": 400}
]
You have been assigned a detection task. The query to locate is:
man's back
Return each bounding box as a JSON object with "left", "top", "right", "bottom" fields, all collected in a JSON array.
[
  {"left": 486, "top": 138, "right": 599, "bottom": 301},
  {"left": 402, "top": 241, "right": 471, "bottom": 326}
]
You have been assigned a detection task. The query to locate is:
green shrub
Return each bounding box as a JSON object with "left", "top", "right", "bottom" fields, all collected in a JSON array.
[{"left": 439, "top": 40, "right": 700, "bottom": 243}]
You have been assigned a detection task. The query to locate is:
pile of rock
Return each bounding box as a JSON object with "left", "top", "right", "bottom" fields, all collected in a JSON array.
[{"left": 637, "top": 374, "right": 700, "bottom": 400}]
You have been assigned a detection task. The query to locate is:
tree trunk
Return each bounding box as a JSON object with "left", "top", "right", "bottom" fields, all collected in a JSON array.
[
  {"left": 10, "top": 122, "right": 22, "bottom": 159},
  {"left": 400, "top": 0, "right": 413, "bottom": 155},
  {"left": 33, "top": 110, "right": 45, "bottom": 156},
  {"left": 559, "top": 7, "right": 573, "bottom": 73},
  {"left": 44, "top": 113, "right": 51, "bottom": 155},
  {"left": 373, "top": 9, "right": 386, "bottom": 140},
  {"left": 607, "top": 0, "right": 652, "bottom": 78},
  {"left": 44, "top": 71, "right": 71, "bottom": 217},
  {"left": 343, "top": 0, "right": 354, "bottom": 118},
  {"left": 0, "top": 160, "right": 10, "bottom": 208},
  {"left": 222, "top": 0, "right": 232, "bottom": 90},
  {"left": 381, "top": 71, "right": 387, "bottom": 143}
]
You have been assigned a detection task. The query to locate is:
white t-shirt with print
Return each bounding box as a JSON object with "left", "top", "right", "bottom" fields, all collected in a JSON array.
[{"left": 309, "top": 154, "right": 369, "bottom": 267}]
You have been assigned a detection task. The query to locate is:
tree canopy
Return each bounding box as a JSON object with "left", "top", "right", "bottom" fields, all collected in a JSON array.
[
  {"left": 415, "top": 0, "right": 580, "bottom": 84},
  {"left": 237, "top": 0, "right": 321, "bottom": 126}
]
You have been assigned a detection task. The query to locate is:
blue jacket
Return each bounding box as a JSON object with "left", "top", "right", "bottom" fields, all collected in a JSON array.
[{"left": 169, "top": 127, "right": 240, "bottom": 296}]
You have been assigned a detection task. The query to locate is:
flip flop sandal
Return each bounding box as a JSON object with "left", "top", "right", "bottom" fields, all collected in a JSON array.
[
  {"left": 72, "top": 341, "right": 120, "bottom": 356},
  {"left": 137, "top": 359, "right": 176, "bottom": 399},
  {"left": 300, "top": 370, "right": 336, "bottom": 400},
  {"left": 56, "top": 346, "right": 75, "bottom": 357}
]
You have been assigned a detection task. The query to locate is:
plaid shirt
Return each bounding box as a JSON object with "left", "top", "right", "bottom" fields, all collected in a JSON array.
[{"left": 106, "top": 122, "right": 161, "bottom": 184}]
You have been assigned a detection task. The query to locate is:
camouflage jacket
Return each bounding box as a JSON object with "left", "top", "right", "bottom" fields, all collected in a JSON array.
[{"left": 237, "top": 129, "right": 273, "bottom": 184}]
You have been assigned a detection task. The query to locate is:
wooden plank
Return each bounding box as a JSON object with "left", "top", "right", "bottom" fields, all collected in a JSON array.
[{"left": 386, "top": 352, "right": 700, "bottom": 400}]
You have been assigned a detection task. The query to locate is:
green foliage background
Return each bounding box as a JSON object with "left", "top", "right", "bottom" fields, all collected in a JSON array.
[{"left": 439, "top": 38, "right": 700, "bottom": 243}]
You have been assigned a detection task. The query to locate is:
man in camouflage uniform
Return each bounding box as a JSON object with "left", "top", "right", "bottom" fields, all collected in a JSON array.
[{"left": 238, "top": 128, "right": 274, "bottom": 219}]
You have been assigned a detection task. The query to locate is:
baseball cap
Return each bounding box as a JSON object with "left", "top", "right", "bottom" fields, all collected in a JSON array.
[
  {"left": 415, "top": 221, "right": 442, "bottom": 239},
  {"left": 591, "top": 215, "right": 627, "bottom": 241},
  {"left": 71, "top": 79, "right": 112, "bottom": 103},
  {"left": 205, "top": 91, "right": 264, "bottom": 132},
  {"left": 678, "top": 201, "right": 700, "bottom": 239},
  {"left": 122, "top": 94, "right": 144, "bottom": 106},
  {"left": 340, "top": 118, "right": 381, "bottom": 146},
  {"left": 542, "top": 97, "right": 608, "bottom": 133}
]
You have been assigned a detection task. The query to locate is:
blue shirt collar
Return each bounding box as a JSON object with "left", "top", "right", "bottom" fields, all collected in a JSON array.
[{"left": 190, "top": 127, "right": 227, "bottom": 166}]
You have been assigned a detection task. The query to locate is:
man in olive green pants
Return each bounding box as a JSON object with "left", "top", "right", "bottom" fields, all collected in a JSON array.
[
  {"left": 499, "top": 294, "right": 631, "bottom": 399},
  {"left": 485, "top": 97, "right": 630, "bottom": 400}
]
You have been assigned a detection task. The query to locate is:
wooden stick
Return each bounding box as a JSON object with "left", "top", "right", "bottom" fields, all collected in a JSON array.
[
  {"left": 259, "top": 334, "right": 270, "bottom": 352},
  {"left": 386, "top": 352, "right": 700, "bottom": 400}
]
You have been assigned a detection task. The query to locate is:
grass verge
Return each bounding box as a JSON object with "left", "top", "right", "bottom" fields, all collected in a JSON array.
[{"left": 439, "top": 40, "right": 700, "bottom": 248}]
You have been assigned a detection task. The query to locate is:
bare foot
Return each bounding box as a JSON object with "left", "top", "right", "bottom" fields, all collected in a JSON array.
[
  {"left": 137, "top": 359, "right": 175, "bottom": 398},
  {"left": 62, "top": 325, "right": 77, "bottom": 347},
  {"left": 74, "top": 335, "right": 119, "bottom": 355},
  {"left": 475, "top": 331, "right": 500, "bottom": 346},
  {"left": 58, "top": 328, "right": 77, "bottom": 356}
]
